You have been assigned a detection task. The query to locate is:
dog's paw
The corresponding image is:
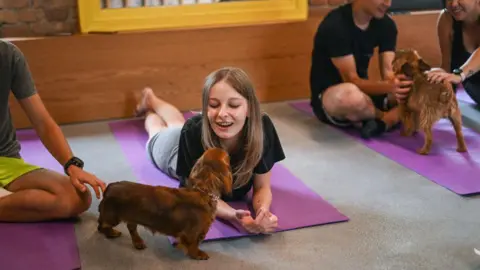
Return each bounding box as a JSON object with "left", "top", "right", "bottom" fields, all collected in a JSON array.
[
  {"left": 457, "top": 147, "right": 467, "bottom": 153},
  {"left": 416, "top": 148, "right": 429, "bottom": 155},
  {"left": 133, "top": 241, "right": 147, "bottom": 250},
  {"left": 100, "top": 228, "right": 122, "bottom": 238},
  {"left": 190, "top": 250, "right": 209, "bottom": 260},
  {"left": 106, "top": 231, "right": 122, "bottom": 238}
]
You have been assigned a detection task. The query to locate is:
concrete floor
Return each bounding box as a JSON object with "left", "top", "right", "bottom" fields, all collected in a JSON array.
[{"left": 60, "top": 100, "right": 480, "bottom": 270}]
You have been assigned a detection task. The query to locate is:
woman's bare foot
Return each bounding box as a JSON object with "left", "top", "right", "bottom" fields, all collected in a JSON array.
[{"left": 135, "top": 87, "right": 154, "bottom": 117}]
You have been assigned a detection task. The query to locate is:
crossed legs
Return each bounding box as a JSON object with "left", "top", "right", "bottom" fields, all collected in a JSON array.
[
  {"left": 320, "top": 83, "right": 400, "bottom": 137},
  {"left": 135, "top": 88, "right": 186, "bottom": 138},
  {"left": 0, "top": 168, "right": 91, "bottom": 222}
]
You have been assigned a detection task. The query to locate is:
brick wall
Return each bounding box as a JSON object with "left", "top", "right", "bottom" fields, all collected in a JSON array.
[
  {"left": 0, "top": 0, "right": 77, "bottom": 37},
  {"left": 0, "top": 0, "right": 345, "bottom": 38}
]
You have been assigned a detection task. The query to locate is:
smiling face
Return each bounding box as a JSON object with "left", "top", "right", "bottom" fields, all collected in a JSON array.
[
  {"left": 207, "top": 80, "right": 248, "bottom": 144},
  {"left": 446, "top": 0, "right": 480, "bottom": 21},
  {"left": 200, "top": 67, "right": 264, "bottom": 189},
  {"left": 361, "top": 0, "right": 392, "bottom": 19}
]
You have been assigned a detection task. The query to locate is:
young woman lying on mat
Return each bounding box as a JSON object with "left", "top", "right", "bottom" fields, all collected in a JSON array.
[
  {"left": 0, "top": 40, "right": 106, "bottom": 222},
  {"left": 426, "top": 0, "right": 480, "bottom": 104},
  {"left": 135, "top": 67, "right": 286, "bottom": 234}
]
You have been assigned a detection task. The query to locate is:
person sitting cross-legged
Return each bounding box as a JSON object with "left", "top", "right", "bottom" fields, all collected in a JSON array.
[
  {"left": 309, "top": 0, "right": 413, "bottom": 138},
  {"left": 0, "top": 40, "right": 106, "bottom": 222}
]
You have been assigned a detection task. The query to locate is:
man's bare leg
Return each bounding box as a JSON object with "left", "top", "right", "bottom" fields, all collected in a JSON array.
[
  {"left": 380, "top": 106, "right": 400, "bottom": 128},
  {"left": 322, "top": 83, "right": 377, "bottom": 122},
  {"left": 0, "top": 169, "right": 91, "bottom": 222},
  {"left": 321, "top": 83, "right": 395, "bottom": 138}
]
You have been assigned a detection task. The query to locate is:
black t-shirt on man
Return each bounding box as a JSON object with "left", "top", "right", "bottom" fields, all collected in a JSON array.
[
  {"left": 309, "top": 3, "right": 398, "bottom": 112},
  {"left": 175, "top": 113, "right": 286, "bottom": 201}
]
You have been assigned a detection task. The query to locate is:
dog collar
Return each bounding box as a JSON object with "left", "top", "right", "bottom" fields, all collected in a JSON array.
[{"left": 193, "top": 186, "right": 219, "bottom": 201}]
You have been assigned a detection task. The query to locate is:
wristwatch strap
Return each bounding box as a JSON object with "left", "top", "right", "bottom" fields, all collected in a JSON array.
[
  {"left": 453, "top": 68, "right": 465, "bottom": 82},
  {"left": 64, "top": 156, "right": 84, "bottom": 176}
]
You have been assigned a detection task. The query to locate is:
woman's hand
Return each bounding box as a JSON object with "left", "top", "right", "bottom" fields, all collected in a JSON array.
[
  {"left": 233, "top": 209, "right": 263, "bottom": 234},
  {"left": 425, "top": 69, "right": 462, "bottom": 84},
  {"left": 232, "top": 208, "right": 278, "bottom": 234},
  {"left": 254, "top": 207, "right": 278, "bottom": 234}
]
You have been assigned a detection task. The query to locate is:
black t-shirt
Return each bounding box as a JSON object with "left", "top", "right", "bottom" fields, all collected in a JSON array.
[
  {"left": 175, "top": 113, "right": 286, "bottom": 201},
  {"left": 309, "top": 3, "right": 398, "bottom": 111}
]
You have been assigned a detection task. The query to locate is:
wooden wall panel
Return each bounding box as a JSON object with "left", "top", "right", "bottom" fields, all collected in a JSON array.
[{"left": 8, "top": 8, "right": 441, "bottom": 129}]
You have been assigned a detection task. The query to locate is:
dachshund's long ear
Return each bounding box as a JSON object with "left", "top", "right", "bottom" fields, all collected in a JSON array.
[
  {"left": 401, "top": 62, "right": 414, "bottom": 77},
  {"left": 418, "top": 59, "right": 431, "bottom": 72},
  {"left": 222, "top": 170, "right": 233, "bottom": 196}
]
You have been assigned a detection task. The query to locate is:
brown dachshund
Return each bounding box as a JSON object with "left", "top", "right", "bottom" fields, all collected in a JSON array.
[
  {"left": 97, "top": 147, "right": 233, "bottom": 260},
  {"left": 392, "top": 48, "right": 467, "bottom": 155}
]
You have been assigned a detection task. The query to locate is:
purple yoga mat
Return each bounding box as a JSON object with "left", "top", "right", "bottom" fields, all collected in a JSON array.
[
  {"left": 289, "top": 100, "right": 480, "bottom": 196},
  {"left": 457, "top": 88, "right": 476, "bottom": 105},
  {"left": 108, "top": 114, "right": 349, "bottom": 242},
  {"left": 0, "top": 130, "right": 81, "bottom": 270}
]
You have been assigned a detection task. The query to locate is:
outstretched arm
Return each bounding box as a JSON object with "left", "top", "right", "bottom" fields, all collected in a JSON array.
[
  {"left": 11, "top": 43, "right": 105, "bottom": 198},
  {"left": 9, "top": 42, "right": 75, "bottom": 167},
  {"left": 332, "top": 55, "right": 395, "bottom": 95},
  {"left": 216, "top": 171, "right": 276, "bottom": 233},
  {"left": 215, "top": 199, "right": 238, "bottom": 221},
  {"left": 427, "top": 46, "right": 480, "bottom": 84},
  {"left": 379, "top": 51, "right": 396, "bottom": 82},
  {"left": 18, "top": 95, "right": 74, "bottom": 167},
  {"left": 252, "top": 170, "right": 273, "bottom": 215},
  {"left": 320, "top": 16, "right": 396, "bottom": 95},
  {"left": 459, "top": 47, "right": 480, "bottom": 80},
  {"left": 437, "top": 9, "right": 454, "bottom": 72},
  {"left": 215, "top": 170, "right": 274, "bottom": 229},
  {"left": 427, "top": 11, "right": 479, "bottom": 83}
]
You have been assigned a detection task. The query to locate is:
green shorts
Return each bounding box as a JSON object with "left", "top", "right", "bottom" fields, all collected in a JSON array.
[{"left": 0, "top": 157, "right": 41, "bottom": 188}]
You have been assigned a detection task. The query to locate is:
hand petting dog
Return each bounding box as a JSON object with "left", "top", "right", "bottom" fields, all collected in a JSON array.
[
  {"left": 425, "top": 69, "right": 462, "bottom": 84},
  {"left": 97, "top": 148, "right": 234, "bottom": 260},
  {"left": 391, "top": 48, "right": 468, "bottom": 155},
  {"left": 67, "top": 165, "right": 106, "bottom": 199},
  {"left": 390, "top": 74, "right": 414, "bottom": 103}
]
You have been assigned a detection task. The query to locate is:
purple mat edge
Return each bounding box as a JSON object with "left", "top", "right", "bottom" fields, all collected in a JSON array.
[
  {"left": 287, "top": 99, "right": 480, "bottom": 196},
  {"left": 457, "top": 88, "right": 477, "bottom": 105},
  {"left": 0, "top": 129, "right": 83, "bottom": 270}
]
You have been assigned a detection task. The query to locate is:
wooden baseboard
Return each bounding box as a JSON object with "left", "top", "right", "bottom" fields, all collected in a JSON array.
[{"left": 9, "top": 9, "right": 441, "bottom": 129}]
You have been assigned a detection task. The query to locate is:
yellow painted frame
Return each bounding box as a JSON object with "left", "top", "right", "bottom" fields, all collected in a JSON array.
[{"left": 77, "top": 0, "right": 308, "bottom": 33}]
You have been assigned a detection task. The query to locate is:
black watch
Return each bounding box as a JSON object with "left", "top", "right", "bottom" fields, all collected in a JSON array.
[
  {"left": 452, "top": 68, "right": 465, "bottom": 82},
  {"left": 64, "top": 156, "right": 84, "bottom": 176}
]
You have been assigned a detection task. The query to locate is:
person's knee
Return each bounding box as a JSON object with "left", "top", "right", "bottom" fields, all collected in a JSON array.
[
  {"left": 336, "top": 83, "right": 365, "bottom": 104},
  {"left": 324, "top": 83, "right": 372, "bottom": 120},
  {"left": 55, "top": 183, "right": 92, "bottom": 218}
]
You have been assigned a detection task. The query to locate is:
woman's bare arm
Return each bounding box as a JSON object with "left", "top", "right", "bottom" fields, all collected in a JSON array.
[{"left": 437, "top": 9, "right": 454, "bottom": 71}]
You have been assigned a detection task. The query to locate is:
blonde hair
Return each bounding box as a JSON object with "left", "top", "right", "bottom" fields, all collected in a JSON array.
[{"left": 200, "top": 67, "right": 264, "bottom": 189}]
